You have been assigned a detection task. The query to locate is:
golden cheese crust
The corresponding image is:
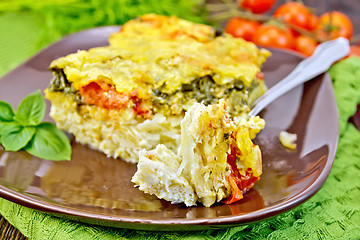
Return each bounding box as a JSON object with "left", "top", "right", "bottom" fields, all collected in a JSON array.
[{"left": 50, "top": 14, "right": 270, "bottom": 96}]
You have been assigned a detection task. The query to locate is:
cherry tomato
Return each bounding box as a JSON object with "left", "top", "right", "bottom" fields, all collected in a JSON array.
[
  {"left": 274, "top": 2, "right": 317, "bottom": 31},
  {"left": 225, "top": 17, "right": 261, "bottom": 41},
  {"left": 348, "top": 45, "right": 360, "bottom": 58},
  {"left": 252, "top": 24, "right": 295, "bottom": 49},
  {"left": 307, "top": 14, "right": 319, "bottom": 31},
  {"left": 295, "top": 35, "right": 318, "bottom": 57},
  {"left": 240, "top": 0, "right": 276, "bottom": 14},
  {"left": 316, "top": 11, "right": 353, "bottom": 40}
]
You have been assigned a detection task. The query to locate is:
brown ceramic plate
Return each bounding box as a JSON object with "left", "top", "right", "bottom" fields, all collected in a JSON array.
[{"left": 0, "top": 26, "right": 338, "bottom": 231}]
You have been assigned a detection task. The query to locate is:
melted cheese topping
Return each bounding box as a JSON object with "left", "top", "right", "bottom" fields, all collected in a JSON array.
[{"left": 50, "top": 14, "right": 270, "bottom": 97}]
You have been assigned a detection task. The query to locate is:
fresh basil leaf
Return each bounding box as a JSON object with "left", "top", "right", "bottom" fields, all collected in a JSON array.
[
  {"left": 14, "top": 90, "right": 46, "bottom": 126},
  {"left": 0, "top": 122, "right": 11, "bottom": 136},
  {"left": 0, "top": 121, "right": 9, "bottom": 144},
  {"left": 24, "top": 122, "right": 71, "bottom": 161},
  {"left": 0, "top": 121, "right": 19, "bottom": 136},
  {"left": 1, "top": 122, "right": 36, "bottom": 151},
  {"left": 0, "top": 101, "right": 15, "bottom": 122}
]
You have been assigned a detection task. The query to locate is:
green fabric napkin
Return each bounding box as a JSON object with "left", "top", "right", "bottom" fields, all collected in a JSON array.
[{"left": 1, "top": 2, "right": 360, "bottom": 239}]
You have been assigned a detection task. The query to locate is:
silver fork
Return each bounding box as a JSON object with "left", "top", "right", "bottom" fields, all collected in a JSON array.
[{"left": 248, "top": 37, "right": 350, "bottom": 117}]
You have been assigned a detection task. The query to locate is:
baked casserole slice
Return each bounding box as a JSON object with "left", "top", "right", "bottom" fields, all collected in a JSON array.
[
  {"left": 45, "top": 14, "right": 270, "bottom": 206},
  {"left": 45, "top": 14, "right": 269, "bottom": 163}
]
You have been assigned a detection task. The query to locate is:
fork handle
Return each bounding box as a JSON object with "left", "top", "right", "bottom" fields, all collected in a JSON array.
[{"left": 249, "top": 37, "right": 350, "bottom": 117}]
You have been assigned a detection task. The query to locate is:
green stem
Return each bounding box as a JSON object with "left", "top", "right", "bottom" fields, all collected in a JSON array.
[{"left": 206, "top": 3, "right": 229, "bottom": 11}]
